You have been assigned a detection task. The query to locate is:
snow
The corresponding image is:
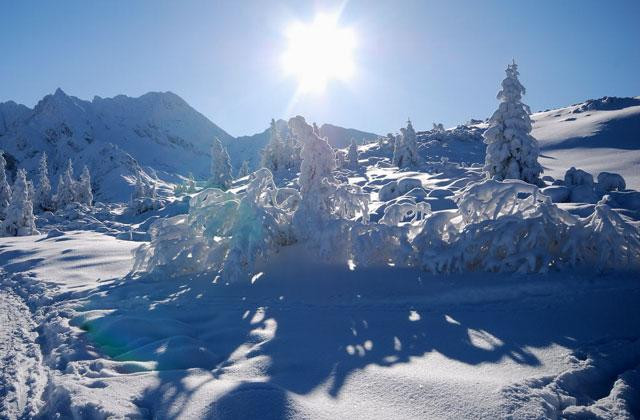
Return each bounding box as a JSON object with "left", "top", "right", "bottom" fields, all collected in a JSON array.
[
  {"left": 533, "top": 99, "right": 640, "bottom": 190},
  {"left": 0, "top": 231, "right": 639, "bottom": 418},
  {"left": 1, "top": 91, "right": 640, "bottom": 418}
]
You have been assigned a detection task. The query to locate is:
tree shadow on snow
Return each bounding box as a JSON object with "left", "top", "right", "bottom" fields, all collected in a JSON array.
[{"left": 68, "top": 255, "right": 605, "bottom": 419}]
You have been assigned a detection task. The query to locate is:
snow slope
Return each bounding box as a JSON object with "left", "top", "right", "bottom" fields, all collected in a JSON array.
[
  {"left": 533, "top": 97, "right": 640, "bottom": 190},
  {"left": 0, "top": 232, "right": 639, "bottom": 418}
]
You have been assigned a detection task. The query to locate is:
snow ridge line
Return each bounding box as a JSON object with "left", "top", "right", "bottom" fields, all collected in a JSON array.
[{"left": 0, "top": 282, "right": 47, "bottom": 419}]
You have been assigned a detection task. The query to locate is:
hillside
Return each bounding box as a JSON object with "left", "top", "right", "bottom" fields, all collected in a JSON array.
[{"left": 532, "top": 96, "right": 640, "bottom": 189}]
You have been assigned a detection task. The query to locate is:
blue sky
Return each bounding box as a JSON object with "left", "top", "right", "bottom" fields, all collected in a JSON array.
[{"left": 1, "top": 0, "right": 639, "bottom": 136}]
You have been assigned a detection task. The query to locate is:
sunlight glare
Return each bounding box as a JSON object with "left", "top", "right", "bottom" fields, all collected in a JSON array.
[{"left": 282, "top": 13, "right": 356, "bottom": 93}]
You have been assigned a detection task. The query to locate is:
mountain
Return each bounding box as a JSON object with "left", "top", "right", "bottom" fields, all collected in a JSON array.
[
  {"left": 0, "top": 90, "right": 380, "bottom": 201},
  {"left": 318, "top": 123, "right": 379, "bottom": 148},
  {"left": 532, "top": 96, "right": 640, "bottom": 189},
  {"left": 0, "top": 89, "right": 235, "bottom": 201}
]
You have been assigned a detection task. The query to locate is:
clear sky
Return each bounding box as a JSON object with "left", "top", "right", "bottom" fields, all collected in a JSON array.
[{"left": 1, "top": 0, "right": 639, "bottom": 137}]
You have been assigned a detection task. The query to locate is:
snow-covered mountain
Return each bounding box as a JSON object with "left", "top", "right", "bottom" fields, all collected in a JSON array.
[
  {"left": 0, "top": 89, "right": 234, "bottom": 201},
  {"left": 0, "top": 90, "right": 380, "bottom": 201},
  {"left": 532, "top": 96, "right": 640, "bottom": 189}
]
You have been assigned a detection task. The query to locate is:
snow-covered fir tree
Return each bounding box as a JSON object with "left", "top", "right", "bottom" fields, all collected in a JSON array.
[
  {"left": 347, "top": 138, "right": 359, "bottom": 170},
  {"left": 35, "top": 152, "right": 53, "bottom": 212},
  {"left": 483, "top": 61, "right": 542, "bottom": 184},
  {"left": 261, "top": 119, "right": 285, "bottom": 173},
  {"left": 1, "top": 168, "right": 38, "bottom": 236},
  {"left": 237, "top": 160, "right": 250, "bottom": 178},
  {"left": 0, "top": 151, "right": 12, "bottom": 218},
  {"left": 392, "top": 119, "right": 420, "bottom": 168},
  {"left": 27, "top": 180, "right": 35, "bottom": 203},
  {"left": 210, "top": 137, "right": 232, "bottom": 189},
  {"left": 55, "top": 159, "right": 77, "bottom": 208},
  {"left": 289, "top": 116, "right": 338, "bottom": 240},
  {"left": 76, "top": 165, "right": 93, "bottom": 206}
]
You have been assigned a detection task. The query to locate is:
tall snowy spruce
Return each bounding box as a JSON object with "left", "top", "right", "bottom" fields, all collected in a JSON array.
[
  {"left": 237, "top": 160, "right": 250, "bottom": 178},
  {"left": 347, "top": 138, "right": 359, "bottom": 170},
  {"left": 483, "top": 61, "right": 542, "bottom": 184},
  {"left": 35, "top": 152, "right": 53, "bottom": 212},
  {"left": 392, "top": 119, "right": 419, "bottom": 168},
  {"left": 210, "top": 137, "right": 232, "bottom": 189},
  {"left": 261, "top": 119, "right": 284, "bottom": 173},
  {"left": 55, "top": 159, "right": 77, "bottom": 208},
  {"left": 0, "top": 151, "right": 12, "bottom": 218},
  {"left": 76, "top": 165, "right": 93, "bottom": 206},
  {"left": 2, "top": 168, "right": 38, "bottom": 236}
]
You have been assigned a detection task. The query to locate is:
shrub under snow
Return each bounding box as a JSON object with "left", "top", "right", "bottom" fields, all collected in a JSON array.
[
  {"left": 412, "top": 179, "right": 640, "bottom": 273},
  {"left": 134, "top": 168, "right": 297, "bottom": 280}
]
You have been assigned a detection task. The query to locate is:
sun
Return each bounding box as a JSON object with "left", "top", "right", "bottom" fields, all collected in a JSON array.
[{"left": 282, "top": 13, "right": 356, "bottom": 94}]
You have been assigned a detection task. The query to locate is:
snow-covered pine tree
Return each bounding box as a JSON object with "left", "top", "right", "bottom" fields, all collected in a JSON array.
[
  {"left": 186, "top": 173, "right": 196, "bottom": 193},
  {"left": 210, "top": 137, "right": 232, "bottom": 189},
  {"left": 483, "top": 61, "right": 542, "bottom": 184},
  {"left": 133, "top": 173, "right": 146, "bottom": 200},
  {"left": 2, "top": 168, "right": 38, "bottom": 236},
  {"left": 289, "top": 116, "right": 338, "bottom": 240},
  {"left": 261, "top": 119, "right": 285, "bottom": 173},
  {"left": 392, "top": 119, "right": 419, "bottom": 168},
  {"left": 35, "top": 152, "right": 53, "bottom": 212},
  {"left": 76, "top": 165, "right": 93, "bottom": 206},
  {"left": 55, "top": 159, "right": 76, "bottom": 208},
  {"left": 237, "top": 160, "right": 250, "bottom": 178},
  {"left": 27, "top": 180, "right": 35, "bottom": 203},
  {"left": 347, "top": 138, "right": 359, "bottom": 170},
  {"left": 0, "top": 151, "right": 12, "bottom": 218}
]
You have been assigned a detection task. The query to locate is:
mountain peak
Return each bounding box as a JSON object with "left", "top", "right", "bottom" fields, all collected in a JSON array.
[{"left": 54, "top": 87, "right": 68, "bottom": 97}]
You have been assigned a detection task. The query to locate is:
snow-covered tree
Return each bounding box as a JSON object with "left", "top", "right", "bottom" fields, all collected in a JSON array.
[
  {"left": 2, "top": 169, "right": 38, "bottom": 236},
  {"left": 261, "top": 119, "right": 285, "bottom": 173},
  {"left": 392, "top": 119, "right": 419, "bottom": 168},
  {"left": 347, "top": 138, "right": 359, "bottom": 170},
  {"left": 27, "top": 180, "right": 35, "bottom": 203},
  {"left": 483, "top": 61, "right": 542, "bottom": 184},
  {"left": 76, "top": 165, "right": 93, "bottom": 206},
  {"left": 35, "top": 152, "right": 53, "bottom": 212},
  {"left": 186, "top": 173, "right": 196, "bottom": 193},
  {"left": 237, "top": 160, "right": 250, "bottom": 178},
  {"left": 55, "top": 159, "right": 76, "bottom": 208},
  {"left": 0, "top": 151, "right": 11, "bottom": 218},
  {"left": 210, "top": 137, "right": 232, "bottom": 189}
]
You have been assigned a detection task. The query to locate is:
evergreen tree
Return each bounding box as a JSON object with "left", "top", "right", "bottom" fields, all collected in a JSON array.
[
  {"left": 291, "top": 116, "right": 336, "bottom": 199},
  {"left": 35, "top": 152, "right": 53, "bottom": 212},
  {"left": 261, "top": 119, "right": 285, "bottom": 172},
  {"left": 237, "top": 160, "right": 250, "bottom": 178},
  {"left": 2, "top": 168, "right": 38, "bottom": 236},
  {"left": 210, "top": 137, "right": 232, "bottom": 189},
  {"left": 392, "top": 119, "right": 419, "bottom": 168},
  {"left": 133, "top": 173, "right": 146, "bottom": 200},
  {"left": 76, "top": 165, "right": 93, "bottom": 206},
  {"left": 55, "top": 159, "right": 76, "bottom": 208},
  {"left": 0, "top": 151, "right": 11, "bottom": 218},
  {"left": 347, "top": 138, "right": 359, "bottom": 170},
  {"left": 483, "top": 61, "right": 542, "bottom": 183}
]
